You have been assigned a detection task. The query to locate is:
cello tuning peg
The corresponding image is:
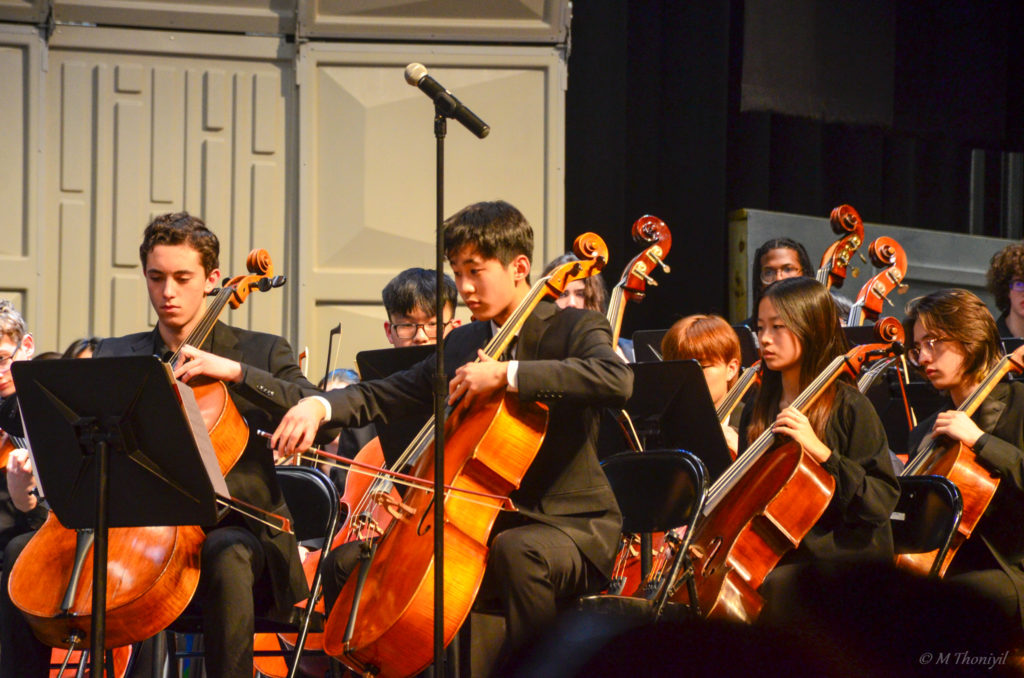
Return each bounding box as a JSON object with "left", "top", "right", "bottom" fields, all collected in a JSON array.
[
  {"left": 649, "top": 253, "right": 671, "bottom": 273},
  {"left": 858, "top": 253, "right": 868, "bottom": 264},
  {"left": 851, "top": 267, "right": 860, "bottom": 278},
  {"left": 884, "top": 295, "right": 895, "bottom": 307},
  {"left": 637, "top": 271, "right": 657, "bottom": 286},
  {"left": 897, "top": 284, "right": 910, "bottom": 295}
]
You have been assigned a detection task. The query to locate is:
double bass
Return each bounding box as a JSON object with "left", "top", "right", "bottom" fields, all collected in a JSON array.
[
  {"left": 322, "top": 234, "right": 609, "bottom": 677},
  {"left": 673, "top": 318, "right": 905, "bottom": 621},
  {"left": 8, "top": 249, "right": 289, "bottom": 653}
]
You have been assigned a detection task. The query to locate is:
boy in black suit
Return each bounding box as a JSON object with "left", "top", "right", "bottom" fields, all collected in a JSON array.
[{"left": 272, "top": 200, "right": 633, "bottom": 663}]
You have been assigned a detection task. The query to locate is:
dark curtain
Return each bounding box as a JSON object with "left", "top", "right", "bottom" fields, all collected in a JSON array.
[{"left": 566, "top": 0, "right": 1024, "bottom": 333}]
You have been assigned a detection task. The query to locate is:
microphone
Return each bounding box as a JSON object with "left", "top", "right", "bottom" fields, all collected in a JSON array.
[{"left": 404, "top": 63, "right": 490, "bottom": 139}]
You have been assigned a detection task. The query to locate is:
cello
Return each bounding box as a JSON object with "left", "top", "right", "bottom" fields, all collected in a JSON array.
[
  {"left": 320, "top": 234, "right": 609, "bottom": 677},
  {"left": 815, "top": 204, "right": 865, "bottom": 290},
  {"left": 847, "top": 237, "right": 908, "bottom": 327},
  {"left": 605, "top": 215, "right": 671, "bottom": 346},
  {"left": 8, "top": 249, "right": 290, "bottom": 653},
  {"left": 895, "top": 344, "right": 1024, "bottom": 577},
  {"left": 672, "top": 318, "right": 905, "bottom": 621}
]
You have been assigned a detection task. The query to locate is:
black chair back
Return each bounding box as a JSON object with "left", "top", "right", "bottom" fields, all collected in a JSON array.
[
  {"left": 891, "top": 475, "right": 963, "bottom": 575},
  {"left": 600, "top": 450, "right": 708, "bottom": 535},
  {"left": 275, "top": 465, "right": 340, "bottom": 547}
]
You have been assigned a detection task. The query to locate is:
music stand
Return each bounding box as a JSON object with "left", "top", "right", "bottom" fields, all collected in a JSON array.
[
  {"left": 632, "top": 326, "right": 759, "bottom": 367},
  {"left": 356, "top": 345, "right": 436, "bottom": 467},
  {"left": 12, "top": 356, "right": 225, "bottom": 676},
  {"left": 622, "top": 360, "right": 733, "bottom": 483}
]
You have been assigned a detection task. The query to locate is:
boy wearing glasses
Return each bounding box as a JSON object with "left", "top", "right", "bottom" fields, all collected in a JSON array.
[
  {"left": 0, "top": 300, "right": 50, "bottom": 677},
  {"left": 383, "top": 267, "right": 461, "bottom": 347},
  {"left": 905, "top": 289, "right": 1024, "bottom": 632}
]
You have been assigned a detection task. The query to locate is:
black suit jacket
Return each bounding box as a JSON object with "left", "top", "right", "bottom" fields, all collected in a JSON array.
[
  {"left": 94, "top": 321, "right": 317, "bottom": 616},
  {"left": 323, "top": 300, "right": 633, "bottom": 576},
  {"left": 908, "top": 381, "right": 1024, "bottom": 617}
]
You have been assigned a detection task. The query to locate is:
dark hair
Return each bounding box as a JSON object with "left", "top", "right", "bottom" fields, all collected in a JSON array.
[
  {"left": 382, "top": 268, "right": 458, "bottom": 319},
  {"left": 443, "top": 201, "right": 533, "bottom": 266},
  {"left": 662, "top": 314, "right": 741, "bottom": 389},
  {"left": 904, "top": 289, "right": 1002, "bottom": 379},
  {"left": 62, "top": 336, "right": 102, "bottom": 359},
  {"left": 747, "top": 277, "right": 849, "bottom": 444},
  {"left": 32, "top": 351, "right": 62, "bottom": 361},
  {"left": 751, "top": 238, "right": 814, "bottom": 312},
  {"left": 986, "top": 243, "right": 1024, "bottom": 313},
  {"left": 540, "top": 253, "right": 608, "bottom": 312},
  {"left": 139, "top": 212, "right": 220, "bottom": 275}
]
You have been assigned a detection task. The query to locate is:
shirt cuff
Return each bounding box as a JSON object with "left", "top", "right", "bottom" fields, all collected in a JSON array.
[
  {"left": 506, "top": 360, "right": 519, "bottom": 392},
  {"left": 307, "top": 395, "right": 332, "bottom": 422}
]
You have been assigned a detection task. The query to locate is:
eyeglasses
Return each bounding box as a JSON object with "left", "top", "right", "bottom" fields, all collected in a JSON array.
[
  {"left": 0, "top": 337, "right": 24, "bottom": 372},
  {"left": 760, "top": 265, "right": 802, "bottom": 285},
  {"left": 1010, "top": 280, "right": 1024, "bottom": 293},
  {"left": 390, "top": 320, "right": 451, "bottom": 340},
  {"left": 908, "top": 337, "right": 954, "bottom": 366}
]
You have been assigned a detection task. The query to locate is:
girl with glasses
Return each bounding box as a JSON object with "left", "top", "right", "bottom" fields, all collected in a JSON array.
[{"left": 905, "top": 289, "right": 1024, "bottom": 631}]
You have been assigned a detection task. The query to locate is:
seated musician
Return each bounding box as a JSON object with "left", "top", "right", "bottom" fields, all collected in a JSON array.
[
  {"left": 986, "top": 243, "right": 1024, "bottom": 339},
  {"left": 0, "top": 213, "right": 323, "bottom": 678},
  {"left": 541, "top": 253, "right": 608, "bottom": 313},
  {"left": 741, "top": 277, "right": 899, "bottom": 616},
  {"left": 322, "top": 267, "right": 460, "bottom": 490},
  {"left": 743, "top": 237, "right": 814, "bottom": 331},
  {"left": 272, "top": 200, "right": 634, "bottom": 661},
  {"left": 905, "top": 289, "right": 1024, "bottom": 629},
  {"left": 661, "top": 314, "right": 742, "bottom": 455},
  {"left": 0, "top": 303, "right": 51, "bottom": 676}
]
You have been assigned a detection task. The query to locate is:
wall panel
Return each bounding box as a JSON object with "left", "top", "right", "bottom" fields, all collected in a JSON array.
[
  {"left": 54, "top": 0, "right": 295, "bottom": 35},
  {"left": 297, "top": 43, "right": 565, "bottom": 372},
  {"left": 0, "top": 25, "right": 40, "bottom": 343},
  {"left": 299, "top": 0, "right": 569, "bottom": 42},
  {"left": 43, "top": 25, "right": 296, "bottom": 351}
]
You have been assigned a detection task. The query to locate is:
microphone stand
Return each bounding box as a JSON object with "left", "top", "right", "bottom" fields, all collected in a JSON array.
[{"left": 433, "top": 105, "right": 447, "bottom": 677}]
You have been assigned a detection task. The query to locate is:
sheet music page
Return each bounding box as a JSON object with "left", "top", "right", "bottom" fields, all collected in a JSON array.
[{"left": 176, "top": 380, "right": 231, "bottom": 497}]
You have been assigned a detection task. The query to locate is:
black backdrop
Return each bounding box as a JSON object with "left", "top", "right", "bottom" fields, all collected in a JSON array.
[{"left": 566, "top": 0, "right": 1024, "bottom": 339}]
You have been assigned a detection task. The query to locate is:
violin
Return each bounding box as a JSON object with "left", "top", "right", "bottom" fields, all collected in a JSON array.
[
  {"left": 896, "top": 344, "right": 1024, "bottom": 577},
  {"left": 672, "top": 318, "right": 905, "bottom": 621},
  {"left": 816, "top": 204, "right": 865, "bottom": 289},
  {"left": 322, "top": 233, "right": 609, "bottom": 677},
  {"left": 8, "top": 249, "right": 289, "bottom": 652},
  {"left": 606, "top": 215, "right": 671, "bottom": 345}
]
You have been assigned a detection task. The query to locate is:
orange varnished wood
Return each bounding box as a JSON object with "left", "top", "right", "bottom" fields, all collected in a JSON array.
[
  {"left": 50, "top": 645, "right": 132, "bottom": 677},
  {"left": 896, "top": 443, "right": 999, "bottom": 577},
  {"left": 324, "top": 390, "right": 548, "bottom": 677},
  {"left": 9, "top": 248, "right": 282, "bottom": 653},
  {"left": 684, "top": 441, "right": 835, "bottom": 621},
  {"left": 0, "top": 430, "right": 13, "bottom": 470},
  {"left": 817, "top": 204, "right": 865, "bottom": 289},
  {"left": 896, "top": 344, "right": 1024, "bottom": 577},
  {"left": 10, "top": 513, "right": 203, "bottom": 649}
]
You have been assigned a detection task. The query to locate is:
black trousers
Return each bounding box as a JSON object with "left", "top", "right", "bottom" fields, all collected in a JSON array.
[
  {"left": 0, "top": 530, "right": 49, "bottom": 678},
  {"left": 0, "top": 525, "right": 268, "bottom": 678},
  {"left": 323, "top": 521, "right": 601, "bottom": 662}
]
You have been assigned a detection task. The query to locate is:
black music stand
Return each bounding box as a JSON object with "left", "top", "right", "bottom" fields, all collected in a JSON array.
[
  {"left": 609, "top": 360, "right": 732, "bottom": 483},
  {"left": 632, "top": 325, "right": 759, "bottom": 367},
  {"left": 356, "top": 345, "right": 435, "bottom": 467},
  {"left": 12, "top": 356, "right": 225, "bottom": 677}
]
